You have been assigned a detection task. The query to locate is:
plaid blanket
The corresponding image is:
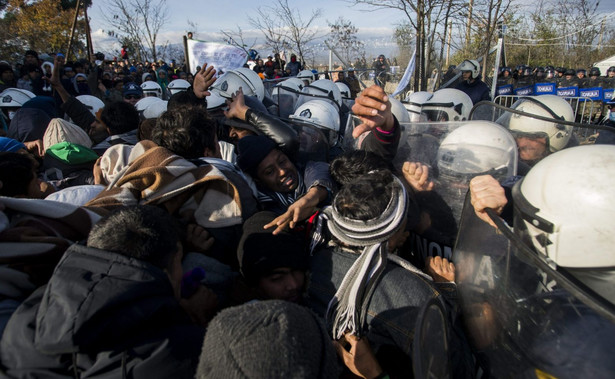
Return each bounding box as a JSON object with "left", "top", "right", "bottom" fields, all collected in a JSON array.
[{"left": 85, "top": 140, "right": 243, "bottom": 228}]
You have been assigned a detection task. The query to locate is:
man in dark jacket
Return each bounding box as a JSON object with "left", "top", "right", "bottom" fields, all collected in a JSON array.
[
  {"left": 0, "top": 205, "right": 216, "bottom": 378},
  {"left": 455, "top": 59, "right": 491, "bottom": 105}
]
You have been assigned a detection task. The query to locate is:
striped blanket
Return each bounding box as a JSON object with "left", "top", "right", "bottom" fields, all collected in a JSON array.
[
  {"left": 85, "top": 140, "right": 243, "bottom": 228},
  {"left": 0, "top": 196, "right": 102, "bottom": 263}
]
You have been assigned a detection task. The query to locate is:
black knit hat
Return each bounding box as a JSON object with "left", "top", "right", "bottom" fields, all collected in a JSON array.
[
  {"left": 236, "top": 135, "right": 277, "bottom": 176},
  {"left": 196, "top": 300, "right": 340, "bottom": 378},
  {"left": 237, "top": 211, "right": 309, "bottom": 284}
]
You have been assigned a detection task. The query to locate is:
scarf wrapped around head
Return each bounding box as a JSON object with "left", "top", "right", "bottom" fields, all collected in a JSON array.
[{"left": 313, "top": 174, "right": 409, "bottom": 339}]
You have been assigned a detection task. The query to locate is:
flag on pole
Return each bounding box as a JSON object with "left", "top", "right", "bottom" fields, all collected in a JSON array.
[{"left": 392, "top": 47, "right": 417, "bottom": 97}]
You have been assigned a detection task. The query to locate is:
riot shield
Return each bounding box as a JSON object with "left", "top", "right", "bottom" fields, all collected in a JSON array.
[
  {"left": 455, "top": 195, "right": 615, "bottom": 378},
  {"left": 270, "top": 84, "right": 302, "bottom": 120},
  {"left": 290, "top": 122, "right": 330, "bottom": 163},
  {"left": 295, "top": 85, "right": 341, "bottom": 114},
  {"left": 394, "top": 122, "right": 468, "bottom": 261},
  {"left": 470, "top": 99, "right": 614, "bottom": 167},
  {"left": 412, "top": 298, "right": 451, "bottom": 379}
]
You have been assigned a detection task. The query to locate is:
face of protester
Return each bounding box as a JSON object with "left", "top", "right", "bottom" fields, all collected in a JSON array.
[
  {"left": 124, "top": 93, "right": 142, "bottom": 106},
  {"left": 256, "top": 149, "right": 299, "bottom": 193},
  {"left": 516, "top": 135, "right": 548, "bottom": 163},
  {"left": 257, "top": 267, "right": 305, "bottom": 303},
  {"left": 388, "top": 217, "right": 409, "bottom": 251},
  {"left": 2, "top": 70, "right": 14, "bottom": 83},
  {"left": 24, "top": 54, "right": 38, "bottom": 66}
]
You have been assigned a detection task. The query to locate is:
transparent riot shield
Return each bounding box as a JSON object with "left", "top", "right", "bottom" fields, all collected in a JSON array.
[
  {"left": 290, "top": 122, "right": 330, "bottom": 163},
  {"left": 270, "top": 84, "right": 302, "bottom": 120},
  {"left": 470, "top": 99, "right": 614, "bottom": 168},
  {"left": 295, "top": 85, "right": 341, "bottom": 115},
  {"left": 394, "top": 122, "right": 469, "bottom": 261},
  {"left": 412, "top": 298, "right": 451, "bottom": 379},
  {"left": 455, "top": 195, "right": 615, "bottom": 378}
]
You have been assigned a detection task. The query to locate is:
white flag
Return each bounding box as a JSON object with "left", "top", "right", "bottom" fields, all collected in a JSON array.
[{"left": 392, "top": 47, "right": 417, "bottom": 97}]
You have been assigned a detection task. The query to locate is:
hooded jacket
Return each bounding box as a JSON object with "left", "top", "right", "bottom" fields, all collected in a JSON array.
[{"left": 0, "top": 243, "right": 204, "bottom": 378}]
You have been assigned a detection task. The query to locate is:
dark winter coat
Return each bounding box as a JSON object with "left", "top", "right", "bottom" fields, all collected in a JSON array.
[
  {"left": 455, "top": 78, "right": 491, "bottom": 105},
  {"left": 0, "top": 243, "right": 205, "bottom": 378}
]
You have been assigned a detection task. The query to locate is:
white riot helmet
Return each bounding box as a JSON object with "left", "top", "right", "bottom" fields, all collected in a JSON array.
[
  {"left": 335, "top": 82, "right": 351, "bottom": 98},
  {"left": 436, "top": 120, "right": 518, "bottom": 180},
  {"left": 135, "top": 97, "right": 164, "bottom": 119},
  {"left": 141, "top": 81, "right": 163, "bottom": 98},
  {"left": 421, "top": 88, "right": 473, "bottom": 122},
  {"left": 167, "top": 79, "right": 191, "bottom": 95},
  {"left": 403, "top": 91, "right": 433, "bottom": 122},
  {"left": 335, "top": 82, "right": 355, "bottom": 109},
  {"left": 75, "top": 95, "right": 104, "bottom": 117},
  {"left": 457, "top": 59, "right": 480, "bottom": 79},
  {"left": 297, "top": 79, "right": 342, "bottom": 110},
  {"left": 210, "top": 67, "right": 265, "bottom": 101},
  {"left": 506, "top": 95, "right": 574, "bottom": 153},
  {"left": 512, "top": 145, "right": 615, "bottom": 303},
  {"left": 297, "top": 69, "right": 317, "bottom": 84},
  {"left": 389, "top": 96, "right": 411, "bottom": 124},
  {"left": 0, "top": 88, "right": 36, "bottom": 108},
  {"left": 143, "top": 100, "right": 168, "bottom": 119},
  {"left": 206, "top": 91, "right": 227, "bottom": 113},
  {"left": 289, "top": 100, "right": 340, "bottom": 146}
]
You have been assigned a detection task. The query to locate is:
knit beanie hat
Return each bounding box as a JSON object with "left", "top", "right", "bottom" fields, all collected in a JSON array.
[
  {"left": 237, "top": 211, "right": 309, "bottom": 284},
  {"left": 236, "top": 135, "right": 277, "bottom": 176},
  {"left": 196, "top": 300, "right": 340, "bottom": 379},
  {"left": 43, "top": 118, "right": 92, "bottom": 152}
]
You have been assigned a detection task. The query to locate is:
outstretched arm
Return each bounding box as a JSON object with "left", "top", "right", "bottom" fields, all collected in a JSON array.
[
  {"left": 192, "top": 63, "right": 217, "bottom": 99},
  {"left": 49, "top": 55, "right": 71, "bottom": 103}
]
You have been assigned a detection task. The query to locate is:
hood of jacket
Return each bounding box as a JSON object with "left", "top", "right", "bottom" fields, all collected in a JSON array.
[{"left": 33, "top": 243, "right": 182, "bottom": 355}]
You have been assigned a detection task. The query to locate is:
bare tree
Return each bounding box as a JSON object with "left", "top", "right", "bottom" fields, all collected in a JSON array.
[
  {"left": 250, "top": 0, "right": 323, "bottom": 65},
  {"left": 326, "top": 17, "right": 365, "bottom": 65},
  {"left": 100, "top": 0, "right": 169, "bottom": 62},
  {"left": 248, "top": 4, "right": 291, "bottom": 56},
  {"left": 220, "top": 26, "right": 258, "bottom": 56},
  {"left": 503, "top": 0, "right": 608, "bottom": 68},
  {"left": 352, "top": 0, "right": 463, "bottom": 91}
]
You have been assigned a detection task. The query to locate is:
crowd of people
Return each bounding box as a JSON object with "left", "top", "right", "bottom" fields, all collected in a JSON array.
[
  {"left": 495, "top": 64, "right": 615, "bottom": 90},
  {"left": 0, "top": 46, "right": 614, "bottom": 378}
]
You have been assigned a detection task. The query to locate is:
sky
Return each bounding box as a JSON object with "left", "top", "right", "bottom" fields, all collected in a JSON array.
[
  {"left": 86, "top": 0, "right": 615, "bottom": 60},
  {"left": 87, "top": 0, "right": 407, "bottom": 58}
]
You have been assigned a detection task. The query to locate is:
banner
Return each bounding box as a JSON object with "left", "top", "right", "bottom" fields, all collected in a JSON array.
[
  {"left": 556, "top": 86, "right": 579, "bottom": 97},
  {"left": 605, "top": 89, "right": 614, "bottom": 101},
  {"left": 391, "top": 47, "right": 416, "bottom": 97},
  {"left": 496, "top": 85, "right": 513, "bottom": 96},
  {"left": 186, "top": 40, "right": 248, "bottom": 75},
  {"left": 514, "top": 85, "right": 533, "bottom": 96},
  {"left": 578, "top": 87, "right": 603, "bottom": 102},
  {"left": 534, "top": 82, "right": 556, "bottom": 95}
]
